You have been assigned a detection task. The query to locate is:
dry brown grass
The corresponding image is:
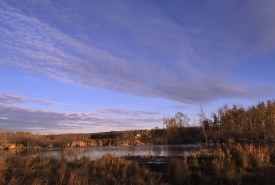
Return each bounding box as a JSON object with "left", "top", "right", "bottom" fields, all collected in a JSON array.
[
  {"left": 0, "top": 144, "right": 274, "bottom": 185},
  {"left": 0, "top": 154, "right": 163, "bottom": 185}
]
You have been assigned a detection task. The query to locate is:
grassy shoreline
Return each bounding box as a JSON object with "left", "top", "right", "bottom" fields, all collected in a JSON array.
[{"left": 0, "top": 143, "right": 275, "bottom": 185}]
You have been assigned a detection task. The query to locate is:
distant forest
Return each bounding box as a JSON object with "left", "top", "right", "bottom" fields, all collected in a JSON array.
[{"left": 1, "top": 100, "right": 275, "bottom": 149}]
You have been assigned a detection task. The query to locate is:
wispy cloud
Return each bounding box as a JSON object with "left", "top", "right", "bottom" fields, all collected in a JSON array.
[
  {"left": 0, "top": 93, "right": 26, "bottom": 104},
  {"left": 96, "top": 107, "right": 160, "bottom": 117},
  {"left": 32, "top": 99, "right": 59, "bottom": 106},
  {"left": 0, "top": 92, "right": 59, "bottom": 106},
  {"left": 0, "top": 104, "right": 162, "bottom": 133},
  {"left": 0, "top": 0, "right": 274, "bottom": 105}
]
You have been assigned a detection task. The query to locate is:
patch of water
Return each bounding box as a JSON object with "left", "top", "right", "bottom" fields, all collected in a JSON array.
[{"left": 0, "top": 144, "right": 201, "bottom": 161}]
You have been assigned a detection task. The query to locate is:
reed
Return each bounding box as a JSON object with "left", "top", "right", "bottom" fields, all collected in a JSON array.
[
  {"left": 0, "top": 154, "right": 162, "bottom": 185},
  {"left": 162, "top": 143, "right": 275, "bottom": 185},
  {"left": 165, "top": 157, "right": 190, "bottom": 185},
  {"left": 0, "top": 144, "right": 274, "bottom": 184}
]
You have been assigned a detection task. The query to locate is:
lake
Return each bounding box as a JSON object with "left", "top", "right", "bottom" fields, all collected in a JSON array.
[{"left": 0, "top": 144, "right": 201, "bottom": 161}]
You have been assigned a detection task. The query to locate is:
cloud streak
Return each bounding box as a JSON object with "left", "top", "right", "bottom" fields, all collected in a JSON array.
[
  {"left": 0, "top": 104, "right": 162, "bottom": 133},
  {"left": 0, "top": 0, "right": 274, "bottom": 105},
  {"left": 0, "top": 92, "right": 59, "bottom": 106},
  {"left": 0, "top": 93, "right": 26, "bottom": 104}
]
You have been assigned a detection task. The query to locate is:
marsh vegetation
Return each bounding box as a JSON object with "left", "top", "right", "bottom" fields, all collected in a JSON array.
[{"left": 0, "top": 143, "right": 275, "bottom": 185}]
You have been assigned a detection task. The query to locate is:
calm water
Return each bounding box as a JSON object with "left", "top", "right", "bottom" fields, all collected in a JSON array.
[{"left": 0, "top": 144, "right": 201, "bottom": 161}]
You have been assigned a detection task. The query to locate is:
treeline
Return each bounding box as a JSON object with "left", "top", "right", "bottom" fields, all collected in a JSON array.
[
  {"left": 164, "top": 100, "right": 275, "bottom": 144},
  {"left": 0, "top": 132, "right": 92, "bottom": 149},
  {"left": 91, "top": 99, "right": 275, "bottom": 145},
  {"left": 0, "top": 129, "right": 166, "bottom": 149},
  {"left": 215, "top": 100, "right": 275, "bottom": 142},
  {"left": 89, "top": 129, "right": 166, "bottom": 146}
]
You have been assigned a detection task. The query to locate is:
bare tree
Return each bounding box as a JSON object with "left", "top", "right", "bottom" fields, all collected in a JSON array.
[
  {"left": 198, "top": 105, "right": 208, "bottom": 146},
  {"left": 164, "top": 112, "right": 190, "bottom": 144}
]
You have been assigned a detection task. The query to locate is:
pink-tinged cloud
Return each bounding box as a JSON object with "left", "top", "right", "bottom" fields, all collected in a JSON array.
[
  {"left": 0, "top": 104, "right": 162, "bottom": 133},
  {"left": 0, "top": 93, "right": 26, "bottom": 104},
  {"left": 0, "top": 92, "right": 59, "bottom": 106}
]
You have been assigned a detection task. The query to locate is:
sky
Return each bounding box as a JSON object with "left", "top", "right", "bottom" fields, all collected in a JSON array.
[{"left": 1, "top": 0, "right": 275, "bottom": 134}]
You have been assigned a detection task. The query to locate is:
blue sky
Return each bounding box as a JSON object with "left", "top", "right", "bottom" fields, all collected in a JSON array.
[{"left": 1, "top": 0, "right": 275, "bottom": 134}]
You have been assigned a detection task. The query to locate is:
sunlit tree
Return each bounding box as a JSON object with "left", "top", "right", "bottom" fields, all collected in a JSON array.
[{"left": 164, "top": 112, "right": 190, "bottom": 144}]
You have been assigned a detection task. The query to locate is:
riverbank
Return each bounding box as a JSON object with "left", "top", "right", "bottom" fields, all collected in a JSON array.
[{"left": 0, "top": 143, "right": 274, "bottom": 185}]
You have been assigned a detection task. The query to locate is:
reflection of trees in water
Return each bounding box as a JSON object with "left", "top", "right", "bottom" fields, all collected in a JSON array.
[
  {"left": 2, "top": 145, "right": 202, "bottom": 160},
  {"left": 151, "top": 146, "right": 162, "bottom": 156},
  {"left": 137, "top": 145, "right": 201, "bottom": 157},
  {"left": 128, "top": 146, "right": 152, "bottom": 156},
  {"left": 167, "top": 146, "right": 181, "bottom": 156},
  {"left": 72, "top": 145, "right": 202, "bottom": 157},
  {"left": 163, "top": 145, "right": 201, "bottom": 157}
]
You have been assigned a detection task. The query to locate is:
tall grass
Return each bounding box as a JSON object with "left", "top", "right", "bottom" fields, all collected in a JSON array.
[
  {"left": 163, "top": 143, "right": 275, "bottom": 185},
  {"left": 0, "top": 144, "right": 274, "bottom": 184},
  {"left": 0, "top": 154, "right": 162, "bottom": 185}
]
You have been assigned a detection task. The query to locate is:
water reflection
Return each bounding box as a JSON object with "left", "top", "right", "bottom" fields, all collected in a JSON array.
[
  {"left": 41, "top": 145, "right": 201, "bottom": 160},
  {"left": 0, "top": 144, "right": 201, "bottom": 160}
]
